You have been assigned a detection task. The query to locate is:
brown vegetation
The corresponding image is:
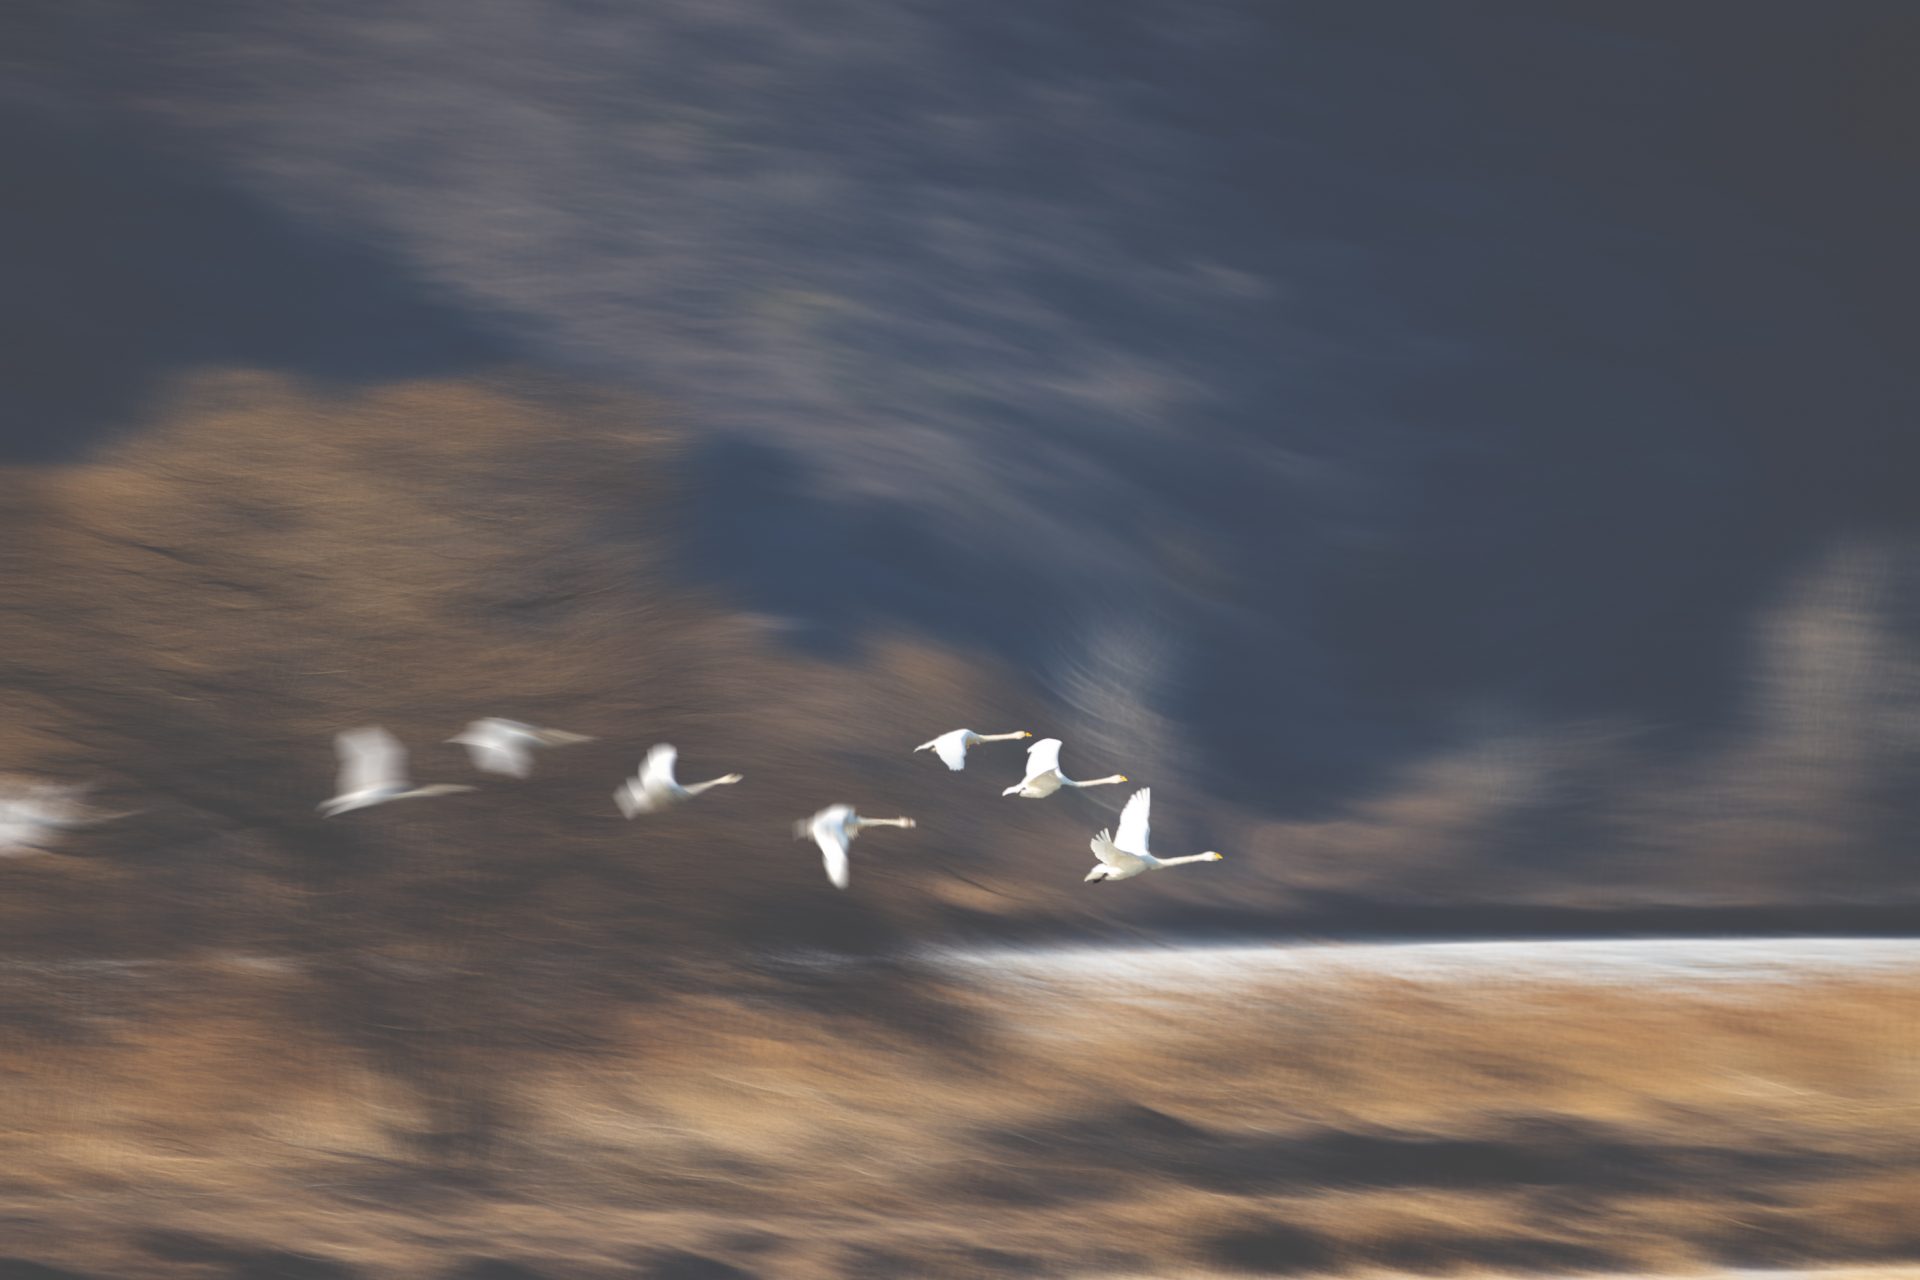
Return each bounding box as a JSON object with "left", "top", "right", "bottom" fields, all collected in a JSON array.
[{"left": 0, "top": 954, "right": 1914, "bottom": 1277}]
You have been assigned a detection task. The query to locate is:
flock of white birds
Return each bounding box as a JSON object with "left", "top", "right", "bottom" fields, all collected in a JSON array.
[{"left": 316, "top": 719, "right": 1225, "bottom": 890}]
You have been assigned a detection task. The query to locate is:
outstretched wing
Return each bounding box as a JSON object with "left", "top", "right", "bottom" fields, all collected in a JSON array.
[
  {"left": 1023, "top": 737, "right": 1063, "bottom": 781},
  {"left": 1090, "top": 827, "right": 1149, "bottom": 873},
  {"left": 460, "top": 721, "right": 532, "bottom": 777},
  {"left": 931, "top": 730, "right": 970, "bottom": 771},
  {"left": 337, "top": 727, "right": 403, "bottom": 795},
  {"left": 811, "top": 811, "right": 852, "bottom": 889},
  {"left": 1114, "top": 787, "right": 1152, "bottom": 856},
  {"left": 639, "top": 743, "right": 678, "bottom": 793}
]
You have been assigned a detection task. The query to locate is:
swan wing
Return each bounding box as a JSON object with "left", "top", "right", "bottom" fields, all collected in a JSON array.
[
  {"left": 931, "top": 730, "right": 970, "bottom": 771},
  {"left": 477, "top": 740, "right": 532, "bottom": 777},
  {"left": 1114, "top": 787, "right": 1152, "bottom": 856},
  {"left": 1023, "top": 737, "right": 1063, "bottom": 782},
  {"left": 810, "top": 809, "right": 853, "bottom": 889},
  {"left": 1090, "top": 827, "right": 1149, "bottom": 873},
  {"left": 337, "top": 727, "right": 404, "bottom": 795},
  {"left": 458, "top": 721, "right": 532, "bottom": 777},
  {"left": 639, "top": 743, "right": 679, "bottom": 796}
]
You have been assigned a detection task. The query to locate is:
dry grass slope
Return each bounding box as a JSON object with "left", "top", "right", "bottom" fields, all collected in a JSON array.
[{"left": 0, "top": 958, "right": 1914, "bottom": 1277}]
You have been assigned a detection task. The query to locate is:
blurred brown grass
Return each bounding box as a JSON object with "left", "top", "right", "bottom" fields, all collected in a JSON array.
[{"left": 0, "top": 957, "right": 1914, "bottom": 1277}]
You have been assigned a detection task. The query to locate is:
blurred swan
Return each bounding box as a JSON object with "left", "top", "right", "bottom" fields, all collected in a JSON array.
[
  {"left": 1085, "top": 787, "right": 1223, "bottom": 883},
  {"left": 0, "top": 780, "right": 141, "bottom": 855},
  {"left": 448, "top": 717, "right": 594, "bottom": 778},
  {"left": 616, "top": 743, "right": 743, "bottom": 817},
  {"left": 914, "top": 727, "right": 1032, "bottom": 771},
  {"left": 794, "top": 804, "right": 916, "bottom": 889},
  {"left": 1002, "top": 737, "right": 1128, "bottom": 798},
  {"left": 318, "top": 727, "right": 476, "bottom": 817}
]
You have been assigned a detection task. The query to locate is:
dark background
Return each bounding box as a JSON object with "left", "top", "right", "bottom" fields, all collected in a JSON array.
[{"left": 6, "top": 0, "right": 1917, "bottom": 834}]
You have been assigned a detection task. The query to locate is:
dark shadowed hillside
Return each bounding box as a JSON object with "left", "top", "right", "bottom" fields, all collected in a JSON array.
[{"left": 8, "top": 1, "right": 1919, "bottom": 824}]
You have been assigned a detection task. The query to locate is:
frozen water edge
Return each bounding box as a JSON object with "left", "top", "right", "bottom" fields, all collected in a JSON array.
[
  {"left": 923, "top": 936, "right": 1920, "bottom": 989},
  {"left": 3, "top": 937, "right": 1917, "bottom": 991}
]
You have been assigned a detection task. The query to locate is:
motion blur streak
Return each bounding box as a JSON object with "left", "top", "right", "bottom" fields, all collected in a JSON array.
[{"left": 3, "top": 2, "right": 1919, "bottom": 1276}]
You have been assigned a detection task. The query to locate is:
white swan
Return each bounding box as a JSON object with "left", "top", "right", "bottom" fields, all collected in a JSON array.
[
  {"left": 616, "top": 743, "right": 743, "bottom": 817},
  {"left": 318, "top": 727, "right": 476, "bottom": 817},
  {"left": 793, "top": 804, "right": 916, "bottom": 889},
  {"left": 914, "top": 727, "right": 1032, "bottom": 771},
  {"left": 447, "top": 718, "right": 594, "bottom": 778},
  {"left": 1085, "top": 787, "right": 1223, "bottom": 882},
  {"left": 0, "top": 780, "right": 140, "bottom": 855},
  {"left": 1002, "top": 737, "right": 1129, "bottom": 798}
]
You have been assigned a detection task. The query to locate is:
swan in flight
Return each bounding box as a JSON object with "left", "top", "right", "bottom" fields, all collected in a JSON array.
[
  {"left": 914, "top": 728, "right": 1032, "bottom": 771},
  {"left": 1084, "top": 787, "right": 1223, "bottom": 883},
  {"left": 447, "top": 718, "right": 594, "bottom": 778},
  {"left": 318, "top": 727, "right": 476, "bottom": 817},
  {"left": 794, "top": 804, "right": 916, "bottom": 889},
  {"left": 616, "top": 743, "right": 743, "bottom": 817},
  {"left": 0, "top": 780, "right": 140, "bottom": 855},
  {"left": 1002, "top": 737, "right": 1128, "bottom": 798}
]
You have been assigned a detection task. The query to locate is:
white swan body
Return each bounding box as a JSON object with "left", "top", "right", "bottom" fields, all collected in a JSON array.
[
  {"left": 1084, "top": 787, "right": 1223, "bottom": 883},
  {"left": 447, "top": 718, "right": 594, "bottom": 777},
  {"left": 0, "top": 780, "right": 140, "bottom": 855},
  {"left": 616, "top": 743, "right": 743, "bottom": 817},
  {"left": 319, "top": 727, "right": 475, "bottom": 817},
  {"left": 914, "top": 728, "right": 1032, "bottom": 771},
  {"left": 1002, "top": 737, "right": 1129, "bottom": 798},
  {"left": 794, "top": 804, "right": 916, "bottom": 889}
]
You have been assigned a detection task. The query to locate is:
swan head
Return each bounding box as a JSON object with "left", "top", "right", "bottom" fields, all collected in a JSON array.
[
  {"left": 1202, "top": 851, "right": 1224, "bottom": 862},
  {"left": 1020, "top": 731, "right": 1034, "bottom": 738},
  {"left": 1118, "top": 775, "right": 1130, "bottom": 782}
]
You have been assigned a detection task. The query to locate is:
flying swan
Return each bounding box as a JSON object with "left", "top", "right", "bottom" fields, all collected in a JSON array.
[
  {"left": 447, "top": 717, "right": 594, "bottom": 778},
  {"left": 794, "top": 804, "right": 916, "bottom": 890},
  {"left": 318, "top": 727, "right": 476, "bottom": 817},
  {"left": 616, "top": 743, "right": 743, "bottom": 817},
  {"left": 1084, "top": 787, "right": 1223, "bottom": 883},
  {"left": 913, "top": 728, "right": 1032, "bottom": 771},
  {"left": 0, "top": 779, "right": 141, "bottom": 855},
  {"left": 1002, "top": 737, "right": 1128, "bottom": 798}
]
